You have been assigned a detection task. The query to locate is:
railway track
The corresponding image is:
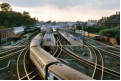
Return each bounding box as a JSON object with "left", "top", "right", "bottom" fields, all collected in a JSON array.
[
  {"left": 0, "top": 47, "right": 24, "bottom": 56},
  {"left": 68, "top": 31, "right": 120, "bottom": 56},
  {"left": 0, "top": 31, "right": 40, "bottom": 57},
  {"left": 68, "top": 30, "right": 120, "bottom": 50},
  {"left": 54, "top": 34, "right": 120, "bottom": 80},
  {"left": 85, "top": 41, "right": 120, "bottom": 71},
  {"left": 58, "top": 38, "right": 104, "bottom": 80},
  {"left": 86, "top": 37, "right": 120, "bottom": 51},
  {"left": 16, "top": 45, "right": 40, "bottom": 80},
  {"left": 0, "top": 31, "right": 40, "bottom": 80},
  {"left": 86, "top": 39, "right": 120, "bottom": 56},
  {"left": 0, "top": 48, "right": 24, "bottom": 60},
  {"left": 66, "top": 32, "right": 120, "bottom": 71},
  {"left": 85, "top": 42, "right": 104, "bottom": 80}
]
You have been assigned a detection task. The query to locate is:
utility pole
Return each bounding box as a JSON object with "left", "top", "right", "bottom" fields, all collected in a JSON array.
[
  {"left": 0, "top": 30, "right": 1, "bottom": 47},
  {"left": 82, "top": 24, "right": 84, "bottom": 49},
  {"left": 82, "top": 23, "right": 86, "bottom": 49}
]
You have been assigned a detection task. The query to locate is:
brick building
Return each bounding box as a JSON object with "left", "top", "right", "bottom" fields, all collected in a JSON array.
[
  {"left": 0, "top": 28, "right": 13, "bottom": 41},
  {"left": 98, "top": 12, "right": 120, "bottom": 27}
]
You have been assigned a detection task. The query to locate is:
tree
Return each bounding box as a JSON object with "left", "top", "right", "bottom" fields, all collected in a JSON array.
[
  {"left": 1, "top": 3, "right": 12, "bottom": 11},
  {"left": 23, "top": 11, "right": 30, "bottom": 17},
  {"left": 0, "top": 3, "right": 37, "bottom": 27},
  {"left": 52, "top": 21, "right": 56, "bottom": 25},
  {"left": 46, "top": 20, "right": 51, "bottom": 23},
  {"left": 101, "top": 24, "right": 106, "bottom": 30}
]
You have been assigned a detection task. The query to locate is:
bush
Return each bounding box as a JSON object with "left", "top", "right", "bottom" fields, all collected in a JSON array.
[
  {"left": 99, "top": 26, "right": 120, "bottom": 44},
  {"left": 99, "top": 26, "right": 120, "bottom": 37},
  {"left": 0, "top": 26, "right": 7, "bottom": 29},
  {"left": 85, "top": 27, "right": 100, "bottom": 33}
]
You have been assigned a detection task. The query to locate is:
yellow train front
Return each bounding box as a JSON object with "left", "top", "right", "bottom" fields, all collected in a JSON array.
[
  {"left": 13, "top": 32, "right": 24, "bottom": 39},
  {"left": 52, "top": 28, "right": 58, "bottom": 36},
  {"left": 13, "top": 26, "right": 25, "bottom": 40},
  {"left": 13, "top": 33, "right": 20, "bottom": 39}
]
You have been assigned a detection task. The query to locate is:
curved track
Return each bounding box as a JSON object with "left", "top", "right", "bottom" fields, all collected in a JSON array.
[
  {"left": 54, "top": 34, "right": 120, "bottom": 80},
  {"left": 16, "top": 45, "right": 40, "bottom": 80}
]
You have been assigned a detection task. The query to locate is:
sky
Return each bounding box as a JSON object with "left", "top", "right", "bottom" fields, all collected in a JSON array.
[{"left": 0, "top": 0, "right": 120, "bottom": 22}]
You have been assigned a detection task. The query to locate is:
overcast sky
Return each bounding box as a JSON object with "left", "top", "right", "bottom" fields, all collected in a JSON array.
[{"left": 0, "top": 0, "right": 120, "bottom": 21}]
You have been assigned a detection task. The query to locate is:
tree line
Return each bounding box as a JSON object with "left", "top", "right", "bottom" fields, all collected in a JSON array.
[{"left": 0, "top": 3, "right": 38, "bottom": 28}]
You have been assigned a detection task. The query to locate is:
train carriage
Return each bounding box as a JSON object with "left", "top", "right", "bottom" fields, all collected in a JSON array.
[
  {"left": 30, "top": 33, "right": 93, "bottom": 80},
  {"left": 52, "top": 28, "right": 58, "bottom": 36}
]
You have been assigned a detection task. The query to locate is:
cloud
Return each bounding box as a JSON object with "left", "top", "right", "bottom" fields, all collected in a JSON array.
[
  {"left": 1, "top": 0, "right": 120, "bottom": 9},
  {"left": 12, "top": 5, "right": 119, "bottom": 22},
  {"left": 1, "top": 0, "right": 120, "bottom": 21}
]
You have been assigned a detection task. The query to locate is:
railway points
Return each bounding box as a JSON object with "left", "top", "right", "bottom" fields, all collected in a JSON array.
[
  {"left": 52, "top": 31, "right": 120, "bottom": 80},
  {"left": 0, "top": 27, "right": 120, "bottom": 80}
]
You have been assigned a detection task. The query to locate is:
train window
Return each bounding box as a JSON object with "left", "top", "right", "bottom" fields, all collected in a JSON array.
[{"left": 54, "top": 76, "right": 58, "bottom": 80}]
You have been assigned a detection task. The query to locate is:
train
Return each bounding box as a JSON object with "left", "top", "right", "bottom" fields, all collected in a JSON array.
[
  {"left": 13, "top": 26, "right": 39, "bottom": 39},
  {"left": 42, "top": 31, "right": 56, "bottom": 52},
  {"left": 30, "top": 33, "right": 93, "bottom": 80},
  {"left": 52, "top": 28, "right": 58, "bottom": 36},
  {"left": 13, "top": 26, "right": 24, "bottom": 39}
]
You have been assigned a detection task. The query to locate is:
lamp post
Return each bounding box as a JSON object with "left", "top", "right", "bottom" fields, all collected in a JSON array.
[
  {"left": 82, "top": 24, "right": 85, "bottom": 49},
  {"left": 0, "top": 30, "right": 1, "bottom": 47}
]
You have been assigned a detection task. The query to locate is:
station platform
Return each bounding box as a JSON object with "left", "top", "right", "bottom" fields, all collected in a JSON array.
[
  {"left": 59, "top": 31, "right": 83, "bottom": 46},
  {"left": 1, "top": 45, "right": 26, "bottom": 49},
  {"left": 42, "top": 32, "right": 56, "bottom": 46}
]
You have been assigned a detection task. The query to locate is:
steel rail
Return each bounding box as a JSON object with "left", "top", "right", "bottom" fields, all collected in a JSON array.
[
  {"left": 23, "top": 49, "right": 30, "bottom": 80},
  {"left": 0, "top": 49, "right": 23, "bottom": 60},
  {"left": 56, "top": 38, "right": 63, "bottom": 58},
  {"left": 60, "top": 46, "right": 120, "bottom": 79},
  {"left": 57, "top": 37, "right": 120, "bottom": 78},
  {"left": 21, "top": 70, "right": 35, "bottom": 80},
  {"left": 17, "top": 46, "right": 28, "bottom": 80},
  {"left": 0, "top": 47, "right": 23, "bottom": 55},
  {"left": 59, "top": 38, "right": 99, "bottom": 79},
  {"left": 88, "top": 45, "right": 97, "bottom": 79},
  {"left": 86, "top": 37, "right": 120, "bottom": 51},
  {"left": 86, "top": 42, "right": 104, "bottom": 80},
  {"left": 53, "top": 37, "right": 60, "bottom": 56}
]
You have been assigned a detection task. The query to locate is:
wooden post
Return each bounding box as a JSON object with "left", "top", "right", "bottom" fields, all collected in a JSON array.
[{"left": 0, "top": 30, "right": 1, "bottom": 47}]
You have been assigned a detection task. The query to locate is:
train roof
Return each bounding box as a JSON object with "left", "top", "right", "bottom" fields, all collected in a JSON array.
[
  {"left": 30, "top": 33, "right": 43, "bottom": 47},
  {"left": 42, "top": 33, "right": 55, "bottom": 46},
  {"left": 49, "top": 63, "right": 94, "bottom": 80},
  {"left": 30, "top": 47, "right": 59, "bottom": 66}
]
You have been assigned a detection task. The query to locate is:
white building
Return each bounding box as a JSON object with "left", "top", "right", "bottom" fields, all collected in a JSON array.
[{"left": 87, "top": 20, "right": 97, "bottom": 26}]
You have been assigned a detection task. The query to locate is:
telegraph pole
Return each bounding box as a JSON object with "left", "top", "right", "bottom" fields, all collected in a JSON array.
[
  {"left": 82, "top": 24, "right": 84, "bottom": 49},
  {"left": 0, "top": 30, "right": 1, "bottom": 47},
  {"left": 82, "top": 23, "right": 86, "bottom": 49}
]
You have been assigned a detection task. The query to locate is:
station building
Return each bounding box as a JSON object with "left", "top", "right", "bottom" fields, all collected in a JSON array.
[{"left": 0, "top": 28, "right": 13, "bottom": 44}]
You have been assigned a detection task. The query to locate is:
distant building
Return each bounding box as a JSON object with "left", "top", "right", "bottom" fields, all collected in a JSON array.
[
  {"left": 98, "top": 17, "right": 107, "bottom": 27},
  {"left": 87, "top": 20, "right": 97, "bottom": 27},
  {"left": 0, "top": 28, "right": 13, "bottom": 39},
  {"left": 68, "top": 22, "right": 78, "bottom": 29},
  {"left": 98, "top": 11, "right": 120, "bottom": 27}
]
